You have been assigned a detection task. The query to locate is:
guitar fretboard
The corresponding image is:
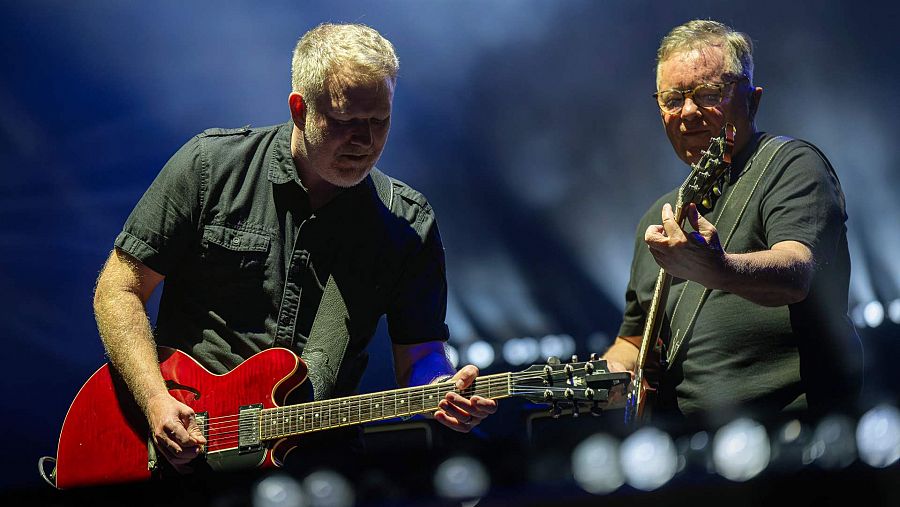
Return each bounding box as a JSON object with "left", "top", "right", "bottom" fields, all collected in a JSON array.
[{"left": 258, "top": 373, "right": 512, "bottom": 440}]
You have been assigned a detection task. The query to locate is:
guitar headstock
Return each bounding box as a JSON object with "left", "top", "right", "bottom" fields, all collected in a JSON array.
[
  {"left": 677, "top": 123, "right": 736, "bottom": 210},
  {"left": 512, "top": 354, "right": 631, "bottom": 417}
]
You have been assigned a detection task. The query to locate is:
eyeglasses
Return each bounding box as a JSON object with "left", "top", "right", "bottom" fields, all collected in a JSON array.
[{"left": 653, "top": 79, "right": 741, "bottom": 114}]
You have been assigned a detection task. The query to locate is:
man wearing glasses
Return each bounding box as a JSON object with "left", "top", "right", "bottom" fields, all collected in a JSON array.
[{"left": 602, "top": 20, "right": 862, "bottom": 423}]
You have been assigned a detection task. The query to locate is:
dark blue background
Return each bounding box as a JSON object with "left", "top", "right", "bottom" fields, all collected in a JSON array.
[{"left": 2, "top": 0, "right": 899, "bottom": 493}]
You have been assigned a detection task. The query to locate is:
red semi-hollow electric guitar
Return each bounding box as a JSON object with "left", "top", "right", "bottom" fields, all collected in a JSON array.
[{"left": 53, "top": 347, "right": 629, "bottom": 489}]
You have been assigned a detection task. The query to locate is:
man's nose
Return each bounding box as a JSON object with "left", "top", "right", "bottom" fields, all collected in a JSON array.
[
  {"left": 350, "top": 121, "right": 373, "bottom": 147},
  {"left": 680, "top": 96, "right": 702, "bottom": 119}
]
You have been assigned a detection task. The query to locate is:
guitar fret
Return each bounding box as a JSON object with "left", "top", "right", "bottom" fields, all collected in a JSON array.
[{"left": 257, "top": 373, "right": 517, "bottom": 441}]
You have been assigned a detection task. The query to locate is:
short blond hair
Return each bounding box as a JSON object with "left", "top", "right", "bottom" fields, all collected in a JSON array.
[
  {"left": 656, "top": 20, "right": 754, "bottom": 88},
  {"left": 291, "top": 23, "right": 399, "bottom": 106}
]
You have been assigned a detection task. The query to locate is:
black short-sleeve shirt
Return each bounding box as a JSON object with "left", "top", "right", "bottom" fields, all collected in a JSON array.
[
  {"left": 115, "top": 122, "right": 449, "bottom": 386},
  {"left": 618, "top": 132, "right": 862, "bottom": 418}
]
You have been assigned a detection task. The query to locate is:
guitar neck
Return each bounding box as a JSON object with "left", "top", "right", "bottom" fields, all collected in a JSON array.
[
  {"left": 258, "top": 373, "right": 513, "bottom": 441},
  {"left": 634, "top": 203, "right": 686, "bottom": 373}
]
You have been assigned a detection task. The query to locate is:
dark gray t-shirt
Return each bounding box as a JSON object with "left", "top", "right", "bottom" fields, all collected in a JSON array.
[
  {"left": 618, "top": 132, "right": 862, "bottom": 419},
  {"left": 115, "top": 122, "right": 449, "bottom": 394}
]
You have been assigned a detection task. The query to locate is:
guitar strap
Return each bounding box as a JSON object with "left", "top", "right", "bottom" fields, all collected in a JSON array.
[
  {"left": 300, "top": 169, "right": 394, "bottom": 400},
  {"left": 665, "top": 135, "right": 792, "bottom": 368}
]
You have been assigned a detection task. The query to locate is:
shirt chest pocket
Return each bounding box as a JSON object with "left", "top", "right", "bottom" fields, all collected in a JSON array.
[{"left": 200, "top": 225, "right": 271, "bottom": 283}]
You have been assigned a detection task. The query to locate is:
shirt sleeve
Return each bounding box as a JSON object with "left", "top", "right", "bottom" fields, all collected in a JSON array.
[
  {"left": 114, "top": 136, "right": 204, "bottom": 275},
  {"left": 759, "top": 141, "right": 847, "bottom": 267},
  {"left": 386, "top": 217, "right": 451, "bottom": 345}
]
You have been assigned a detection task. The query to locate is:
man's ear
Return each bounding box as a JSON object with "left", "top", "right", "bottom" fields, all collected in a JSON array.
[
  {"left": 748, "top": 86, "right": 763, "bottom": 121},
  {"left": 288, "top": 92, "right": 306, "bottom": 128}
]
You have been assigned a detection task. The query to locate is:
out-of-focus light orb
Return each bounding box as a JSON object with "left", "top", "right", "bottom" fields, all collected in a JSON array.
[
  {"left": 434, "top": 456, "right": 490, "bottom": 500},
  {"left": 302, "top": 470, "right": 354, "bottom": 507},
  {"left": 863, "top": 301, "right": 884, "bottom": 327},
  {"left": 254, "top": 474, "right": 306, "bottom": 507},
  {"left": 812, "top": 414, "right": 857, "bottom": 469},
  {"left": 888, "top": 299, "right": 900, "bottom": 324},
  {"left": 712, "top": 418, "right": 770, "bottom": 482},
  {"left": 465, "top": 341, "right": 495, "bottom": 369},
  {"left": 572, "top": 434, "right": 624, "bottom": 494},
  {"left": 539, "top": 334, "right": 576, "bottom": 361},
  {"left": 619, "top": 427, "right": 677, "bottom": 491},
  {"left": 446, "top": 344, "right": 460, "bottom": 369},
  {"left": 856, "top": 404, "right": 900, "bottom": 468},
  {"left": 690, "top": 431, "right": 709, "bottom": 451},
  {"left": 502, "top": 337, "right": 540, "bottom": 365}
]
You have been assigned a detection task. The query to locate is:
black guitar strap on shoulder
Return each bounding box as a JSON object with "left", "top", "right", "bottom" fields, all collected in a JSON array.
[
  {"left": 301, "top": 169, "right": 394, "bottom": 401},
  {"left": 665, "top": 136, "right": 793, "bottom": 368}
]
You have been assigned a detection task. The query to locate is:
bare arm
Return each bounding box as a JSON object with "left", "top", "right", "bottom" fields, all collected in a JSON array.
[
  {"left": 601, "top": 336, "right": 641, "bottom": 373},
  {"left": 391, "top": 341, "right": 498, "bottom": 433},
  {"left": 93, "top": 248, "right": 205, "bottom": 470},
  {"left": 647, "top": 203, "right": 814, "bottom": 307},
  {"left": 94, "top": 248, "right": 167, "bottom": 410}
]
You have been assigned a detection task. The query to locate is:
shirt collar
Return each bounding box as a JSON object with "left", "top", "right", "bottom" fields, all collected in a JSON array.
[{"left": 267, "top": 121, "right": 300, "bottom": 185}]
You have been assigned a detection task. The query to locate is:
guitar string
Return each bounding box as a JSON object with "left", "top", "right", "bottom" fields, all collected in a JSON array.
[
  {"left": 191, "top": 371, "right": 613, "bottom": 448},
  {"left": 195, "top": 370, "right": 596, "bottom": 425},
  {"left": 201, "top": 385, "right": 606, "bottom": 449},
  {"left": 201, "top": 385, "right": 597, "bottom": 444}
]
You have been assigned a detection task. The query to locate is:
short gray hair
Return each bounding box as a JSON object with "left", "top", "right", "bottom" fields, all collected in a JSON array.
[
  {"left": 291, "top": 23, "right": 399, "bottom": 105},
  {"left": 656, "top": 20, "right": 754, "bottom": 87}
]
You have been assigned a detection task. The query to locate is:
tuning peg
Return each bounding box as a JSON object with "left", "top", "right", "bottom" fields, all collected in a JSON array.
[
  {"left": 702, "top": 197, "right": 712, "bottom": 208},
  {"left": 712, "top": 185, "right": 721, "bottom": 196},
  {"left": 590, "top": 401, "right": 603, "bottom": 417},
  {"left": 547, "top": 356, "right": 561, "bottom": 366},
  {"left": 572, "top": 404, "right": 580, "bottom": 418},
  {"left": 589, "top": 353, "right": 599, "bottom": 361},
  {"left": 570, "top": 354, "right": 578, "bottom": 363},
  {"left": 584, "top": 362, "right": 594, "bottom": 374},
  {"left": 543, "top": 365, "right": 554, "bottom": 386}
]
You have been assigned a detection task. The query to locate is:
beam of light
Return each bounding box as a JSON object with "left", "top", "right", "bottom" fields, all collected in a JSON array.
[
  {"left": 619, "top": 427, "right": 677, "bottom": 491},
  {"left": 446, "top": 288, "right": 477, "bottom": 344},
  {"left": 856, "top": 404, "right": 900, "bottom": 468},
  {"left": 572, "top": 434, "right": 624, "bottom": 494},
  {"left": 712, "top": 418, "right": 770, "bottom": 482}
]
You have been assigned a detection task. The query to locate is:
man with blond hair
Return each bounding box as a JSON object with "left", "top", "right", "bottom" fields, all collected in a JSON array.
[
  {"left": 603, "top": 20, "right": 862, "bottom": 423},
  {"left": 94, "top": 23, "right": 495, "bottom": 473}
]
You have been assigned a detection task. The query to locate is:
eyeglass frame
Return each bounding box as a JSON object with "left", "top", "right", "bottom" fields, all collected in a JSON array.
[{"left": 653, "top": 76, "right": 749, "bottom": 114}]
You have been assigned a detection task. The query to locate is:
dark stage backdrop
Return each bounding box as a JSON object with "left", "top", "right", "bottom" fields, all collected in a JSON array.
[{"left": 2, "top": 0, "right": 898, "bottom": 494}]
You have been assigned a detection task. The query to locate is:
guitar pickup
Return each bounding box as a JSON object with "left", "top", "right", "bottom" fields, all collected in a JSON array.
[{"left": 238, "top": 404, "right": 263, "bottom": 454}]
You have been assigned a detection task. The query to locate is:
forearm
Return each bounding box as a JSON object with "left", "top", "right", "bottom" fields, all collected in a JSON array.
[
  {"left": 93, "top": 254, "right": 167, "bottom": 415},
  {"left": 602, "top": 337, "right": 640, "bottom": 372},
  {"left": 392, "top": 341, "right": 455, "bottom": 387},
  {"left": 714, "top": 245, "right": 814, "bottom": 306}
]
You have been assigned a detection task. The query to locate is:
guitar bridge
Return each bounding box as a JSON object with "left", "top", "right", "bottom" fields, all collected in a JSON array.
[
  {"left": 194, "top": 411, "right": 208, "bottom": 451},
  {"left": 238, "top": 404, "right": 263, "bottom": 454}
]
